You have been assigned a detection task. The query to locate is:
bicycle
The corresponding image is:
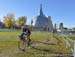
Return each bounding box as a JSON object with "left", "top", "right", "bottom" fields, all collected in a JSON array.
[{"left": 18, "top": 34, "right": 28, "bottom": 51}]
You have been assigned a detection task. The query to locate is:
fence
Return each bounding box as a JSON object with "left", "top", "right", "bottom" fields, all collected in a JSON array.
[{"left": 62, "top": 34, "right": 75, "bottom": 57}]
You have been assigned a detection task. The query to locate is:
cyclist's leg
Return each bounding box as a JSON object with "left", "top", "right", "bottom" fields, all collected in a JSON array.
[{"left": 27, "top": 35, "right": 30, "bottom": 46}]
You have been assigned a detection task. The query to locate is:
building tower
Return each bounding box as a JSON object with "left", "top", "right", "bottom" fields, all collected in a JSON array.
[{"left": 33, "top": 4, "right": 53, "bottom": 32}]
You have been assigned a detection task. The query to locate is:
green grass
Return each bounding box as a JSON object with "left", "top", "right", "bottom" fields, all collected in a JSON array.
[{"left": 0, "top": 30, "right": 73, "bottom": 57}]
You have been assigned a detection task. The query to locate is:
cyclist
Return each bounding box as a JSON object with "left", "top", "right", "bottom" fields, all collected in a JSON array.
[{"left": 19, "top": 26, "right": 31, "bottom": 46}]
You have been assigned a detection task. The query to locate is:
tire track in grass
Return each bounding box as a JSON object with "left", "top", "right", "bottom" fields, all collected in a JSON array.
[{"left": 0, "top": 37, "right": 71, "bottom": 57}]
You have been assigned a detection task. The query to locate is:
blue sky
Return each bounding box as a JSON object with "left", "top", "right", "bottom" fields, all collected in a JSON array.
[{"left": 0, "top": 0, "right": 75, "bottom": 28}]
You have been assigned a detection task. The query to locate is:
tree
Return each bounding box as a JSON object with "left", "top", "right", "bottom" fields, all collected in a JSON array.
[
  {"left": 3, "top": 13, "right": 15, "bottom": 28},
  {"left": 30, "top": 19, "right": 33, "bottom": 30},
  {"left": 15, "top": 16, "right": 27, "bottom": 28}
]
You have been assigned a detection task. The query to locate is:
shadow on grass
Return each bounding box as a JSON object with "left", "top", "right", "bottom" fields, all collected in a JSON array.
[
  {"left": 32, "top": 40, "right": 56, "bottom": 45},
  {"left": 30, "top": 46, "right": 51, "bottom": 53}
]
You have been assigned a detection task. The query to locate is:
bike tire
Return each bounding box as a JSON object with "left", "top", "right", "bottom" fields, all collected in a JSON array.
[{"left": 18, "top": 39, "right": 27, "bottom": 51}]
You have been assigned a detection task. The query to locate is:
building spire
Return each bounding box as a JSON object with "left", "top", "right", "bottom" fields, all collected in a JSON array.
[{"left": 39, "top": 4, "right": 44, "bottom": 16}]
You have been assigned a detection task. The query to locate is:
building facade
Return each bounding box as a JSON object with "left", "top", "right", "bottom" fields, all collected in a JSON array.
[{"left": 33, "top": 4, "right": 53, "bottom": 32}]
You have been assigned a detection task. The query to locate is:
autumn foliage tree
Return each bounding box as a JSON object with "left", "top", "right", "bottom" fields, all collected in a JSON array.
[
  {"left": 3, "top": 13, "right": 15, "bottom": 28},
  {"left": 15, "top": 16, "right": 27, "bottom": 28}
]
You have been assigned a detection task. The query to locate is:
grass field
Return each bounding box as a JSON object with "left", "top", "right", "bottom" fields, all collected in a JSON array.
[{"left": 0, "top": 30, "right": 73, "bottom": 57}]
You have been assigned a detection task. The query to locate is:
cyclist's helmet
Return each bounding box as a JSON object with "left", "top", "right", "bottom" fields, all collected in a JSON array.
[{"left": 21, "top": 26, "right": 29, "bottom": 32}]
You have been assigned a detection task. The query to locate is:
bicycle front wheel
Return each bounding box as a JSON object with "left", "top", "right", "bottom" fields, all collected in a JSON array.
[{"left": 18, "top": 39, "right": 27, "bottom": 51}]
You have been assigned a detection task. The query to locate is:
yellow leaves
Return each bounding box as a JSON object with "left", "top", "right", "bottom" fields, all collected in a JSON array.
[
  {"left": 3, "top": 12, "right": 27, "bottom": 28},
  {"left": 4, "top": 18, "right": 13, "bottom": 28},
  {"left": 15, "top": 16, "right": 27, "bottom": 28},
  {"left": 3, "top": 13, "right": 14, "bottom": 28}
]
